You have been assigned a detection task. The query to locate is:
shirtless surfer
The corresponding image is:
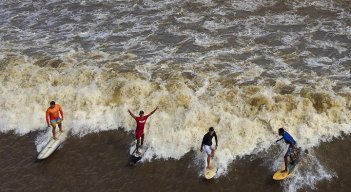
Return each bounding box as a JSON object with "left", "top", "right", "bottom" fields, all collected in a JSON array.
[
  {"left": 128, "top": 107, "right": 158, "bottom": 156},
  {"left": 46, "top": 101, "right": 64, "bottom": 140}
]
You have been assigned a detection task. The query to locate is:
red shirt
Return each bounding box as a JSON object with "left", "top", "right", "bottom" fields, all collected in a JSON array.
[
  {"left": 46, "top": 104, "right": 64, "bottom": 126},
  {"left": 134, "top": 115, "right": 149, "bottom": 132}
]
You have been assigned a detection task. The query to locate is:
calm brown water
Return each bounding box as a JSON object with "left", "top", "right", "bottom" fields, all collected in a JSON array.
[{"left": 0, "top": 130, "right": 350, "bottom": 192}]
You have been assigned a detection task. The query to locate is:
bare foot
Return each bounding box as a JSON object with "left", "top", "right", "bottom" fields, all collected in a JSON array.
[
  {"left": 59, "top": 128, "right": 64, "bottom": 132},
  {"left": 53, "top": 137, "right": 59, "bottom": 140},
  {"left": 136, "top": 151, "right": 142, "bottom": 156},
  {"left": 207, "top": 166, "right": 213, "bottom": 170}
]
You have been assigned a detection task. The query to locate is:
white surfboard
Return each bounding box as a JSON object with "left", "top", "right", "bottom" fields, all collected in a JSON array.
[
  {"left": 129, "top": 145, "right": 144, "bottom": 165},
  {"left": 37, "top": 129, "right": 68, "bottom": 160}
]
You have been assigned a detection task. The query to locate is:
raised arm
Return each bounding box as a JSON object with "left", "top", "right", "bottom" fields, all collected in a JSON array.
[
  {"left": 147, "top": 107, "right": 158, "bottom": 117},
  {"left": 128, "top": 109, "right": 137, "bottom": 119}
]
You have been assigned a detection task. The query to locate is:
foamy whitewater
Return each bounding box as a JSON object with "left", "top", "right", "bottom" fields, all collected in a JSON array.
[{"left": 0, "top": 0, "right": 350, "bottom": 191}]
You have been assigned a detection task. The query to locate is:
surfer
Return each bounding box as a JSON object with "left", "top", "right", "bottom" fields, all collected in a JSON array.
[
  {"left": 200, "top": 127, "right": 218, "bottom": 169},
  {"left": 128, "top": 107, "right": 158, "bottom": 156},
  {"left": 276, "top": 128, "right": 298, "bottom": 172},
  {"left": 46, "top": 101, "right": 64, "bottom": 140}
]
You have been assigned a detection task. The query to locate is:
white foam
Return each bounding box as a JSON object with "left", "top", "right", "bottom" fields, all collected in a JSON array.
[
  {"left": 202, "top": 19, "right": 235, "bottom": 32},
  {"left": 281, "top": 33, "right": 302, "bottom": 45},
  {"left": 231, "top": 0, "right": 276, "bottom": 12},
  {"left": 266, "top": 13, "right": 306, "bottom": 25},
  {"left": 289, "top": 0, "right": 341, "bottom": 11},
  {"left": 175, "top": 13, "right": 204, "bottom": 24},
  {"left": 1, "top": 1, "right": 351, "bottom": 190},
  {"left": 283, "top": 151, "right": 334, "bottom": 192},
  {"left": 193, "top": 33, "right": 227, "bottom": 47},
  {"left": 304, "top": 57, "right": 333, "bottom": 68},
  {"left": 309, "top": 40, "right": 348, "bottom": 54}
]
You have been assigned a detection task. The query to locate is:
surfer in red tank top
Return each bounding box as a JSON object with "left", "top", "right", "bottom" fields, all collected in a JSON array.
[{"left": 128, "top": 107, "right": 158, "bottom": 155}]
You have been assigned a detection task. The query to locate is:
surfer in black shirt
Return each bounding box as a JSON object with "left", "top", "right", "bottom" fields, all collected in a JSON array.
[{"left": 200, "top": 127, "right": 218, "bottom": 169}]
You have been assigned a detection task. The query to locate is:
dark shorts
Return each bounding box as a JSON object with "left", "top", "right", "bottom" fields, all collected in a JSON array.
[
  {"left": 285, "top": 144, "right": 297, "bottom": 157},
  {"left": 135, "top": 130, "right": 144, "bottom": 140}
]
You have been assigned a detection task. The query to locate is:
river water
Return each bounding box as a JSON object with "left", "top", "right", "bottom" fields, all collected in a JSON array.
[{"left": 0, "top": 1, "right": 350, "bottom": 191}]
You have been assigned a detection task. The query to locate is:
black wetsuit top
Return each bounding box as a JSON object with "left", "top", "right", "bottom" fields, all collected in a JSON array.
[{"left": 201, "top": 131, "right": 218, "bottom": 146}]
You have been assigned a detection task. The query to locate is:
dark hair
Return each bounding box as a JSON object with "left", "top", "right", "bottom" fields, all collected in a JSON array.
[
  {"left": 50, "top": 101, "right": 55, "bottom": 105},
  {"left": 139, "top": 110, "right": 144, "bottom": 115},
  {"left": 278, "top": 128, "right": 284, "bottom": 133},
  {"left": 209, "top": 127, "right": 214, "bottom": 132}
]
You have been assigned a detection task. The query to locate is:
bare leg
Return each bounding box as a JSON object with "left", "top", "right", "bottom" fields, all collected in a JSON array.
[
  {"left": 211, "top": 149, "right": 215, "bottom": 158},
  {"left": 283, "top": 155, "right": 288, "bottom": 172},
  {"left": 52, "top": 124, "right": 58, "bottom": 140},
  {"left": 207, "top": 155, "right": 212, "bottom": 169},
  {"left": 58, "top": 123, "right": 64, "bottom": 132},
  {"left": 141, "top": 135, "right": 144, "bottom": 146},
  {"left": 136, "top": 138, "right": 141, "bottom": 155},
  {"left": 58, "top": 120, "right": 64, "bottom": 132}
]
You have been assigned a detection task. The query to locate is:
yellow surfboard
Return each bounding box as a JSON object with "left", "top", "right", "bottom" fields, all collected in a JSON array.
[
  {"left": 204, "top": 167, "right": 217, "bottom": 179},
  {"left": 273, "top": 148, "right": 306, "bottom": 180},
  {"left": 273, "top": 169, "right": 292, "bottom": 180},
  {"left": 273, "top": 148, "right": 308, "bottom": 181},
  {"left": 273, "top": 160, "right": 299, "bottom": 180}
]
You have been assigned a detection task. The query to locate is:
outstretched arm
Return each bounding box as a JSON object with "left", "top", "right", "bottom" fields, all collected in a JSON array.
[
  {"left": 128, "top": 109, "right": 137, "bottom": 119},
  {"left": 147, "top": 107, "right": 158, "bottom": 117},
  {"left": 275, "top": 137, "right": 284, "bottom": 143}
]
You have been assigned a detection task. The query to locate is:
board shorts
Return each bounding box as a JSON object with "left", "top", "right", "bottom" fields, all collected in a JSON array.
[
  {"left": 50, "top": 117, "right": 62, "bottom": 127},
  {"left": 204, "top": 145, "right": 214, "bottom": 156},
  {"left": 285, "top": 144, "right": 297, "bottom": 157},
  {"left": 135, "top": 129, "right": 144, "bottom": 140}
]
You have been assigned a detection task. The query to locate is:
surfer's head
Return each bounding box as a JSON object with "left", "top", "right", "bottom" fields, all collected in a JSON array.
[
  {"left": 50, "top": 101, "right": 55, "bottom": 108},
  {"left": 139, "top": 110, "right": 144, "bottom": 117},
  {"left": 209, "top": 127, "right": 214, "bottom": 135},
  {"left": 278, "top": 128, "right": 284, "bottom": 135}
]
